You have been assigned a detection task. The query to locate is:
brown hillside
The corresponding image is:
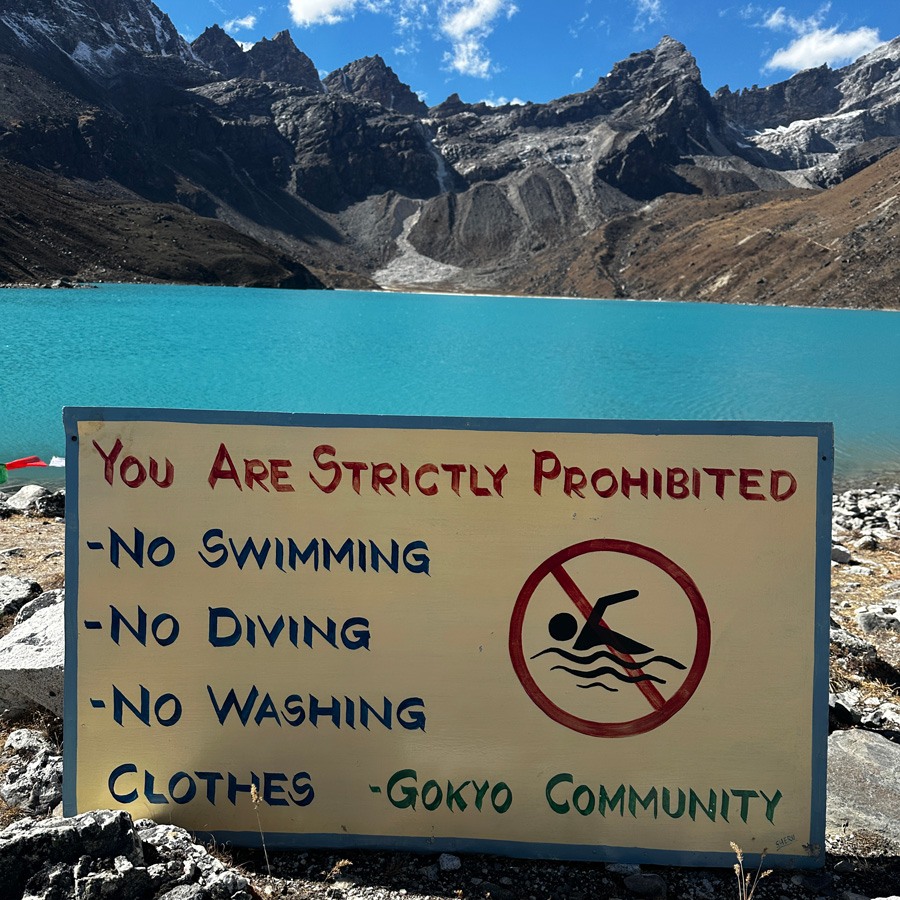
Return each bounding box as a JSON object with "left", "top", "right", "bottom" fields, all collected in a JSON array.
[{"left": 508, "top": 148, "right": 900, "bottom": 308}]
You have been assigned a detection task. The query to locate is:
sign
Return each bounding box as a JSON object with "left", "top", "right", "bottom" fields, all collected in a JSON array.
[{"left": 63, "top": 409, "right": 832, "bottom": 869}]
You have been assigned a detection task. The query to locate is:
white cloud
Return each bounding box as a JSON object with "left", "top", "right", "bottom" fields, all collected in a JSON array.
[
  {"left": 480, "top": 95, "right": 525, "bottom": 106},
  {"left": 394, "top": 37, "right": 420, "bottom": 56},
  {"left": 289, "top": 0, "right": 361, "bottom": 26},
  {"left": 288, "top": 0, "right": 520, "bottom": 82},
  {"left": 439, "top": 0, "right": 519, "bottom": 78},
  {"left": 237, "top": 40, "right": 256, "bottom": 50},
  {"left": 764, "top": 25, "right": 881, "bottom": 71},
  {"left": 224, "top": 14, "right": 257, "bottom": 32},
  {"left": 632, "top": 0, "right": 663, "bottom": 30},
  {"left": 572, "top": 67, "right": 584, "bottom": 84},
  {"left": 443, "top": 37, "right": 491, "bottom": 78},
  {"left": 570, "top": 11, "right": 590, "bottom": 38},
  {"left": 759, "top": 4, "right": 881, "bottom": 72},
  {"left": 441, "top": 0, "right": 515, "bottom": 40}
]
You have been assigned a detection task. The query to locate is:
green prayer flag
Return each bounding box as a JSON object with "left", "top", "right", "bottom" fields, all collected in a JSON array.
[{"left": 0, "top": 464, "right": 6, "bottom": 485}]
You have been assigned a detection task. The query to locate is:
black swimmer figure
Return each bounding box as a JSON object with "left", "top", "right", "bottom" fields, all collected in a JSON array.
[{"left": 575, "top": 589, "right": 652, "bottom": 655}]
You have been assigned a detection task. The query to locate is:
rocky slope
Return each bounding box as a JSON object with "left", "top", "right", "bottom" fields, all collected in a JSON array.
[
  {"left": 714, "top": 38, "right": 900, "bottom": 184},
  {"left": 0, "top": 0, "right": 898, "bottom": 302},
  {"left": 0, "top": 159, "right": 323, "bottom": 288},
  {"left": 499, "top": 146, "right": 900, "bottom": 307}
]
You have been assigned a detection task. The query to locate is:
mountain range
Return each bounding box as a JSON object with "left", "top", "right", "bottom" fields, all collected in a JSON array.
[{"left": 1, "top": 0, "right": 898, "bottom": 306}]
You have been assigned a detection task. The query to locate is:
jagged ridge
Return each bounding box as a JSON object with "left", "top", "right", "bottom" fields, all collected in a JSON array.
[{"left": 0, "top": 0, "right": 897, "bottom": 304}]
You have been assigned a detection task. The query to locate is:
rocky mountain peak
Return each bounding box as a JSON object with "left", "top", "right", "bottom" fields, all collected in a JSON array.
[
  {"left": 323, "top": 55, "right": 427, "bottom": 116},
  {"left": 190, "top": 24, "right": 245, "bottom": 79},
  {"left": 709, "top": 35, "right": 900, "bottom": 180},
  {"left": 428, "top": 92, "right": 473, "bottom": 118},
  {"left": 600, "top": 35, "right": 702, "bottom": 95},
  {"left": 242, "top": 29, "right": 323, "bottom": 92},
  {"left": 0, "top": 0, "right": 194, "bottom": 74},
  {"left": 837, "top": 35, "right": 900, "bottom": 111}
]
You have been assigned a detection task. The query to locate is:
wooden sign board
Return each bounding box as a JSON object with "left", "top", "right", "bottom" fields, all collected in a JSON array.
[{"left": 63, "top": 409, "right": 832, "bottom": 868}]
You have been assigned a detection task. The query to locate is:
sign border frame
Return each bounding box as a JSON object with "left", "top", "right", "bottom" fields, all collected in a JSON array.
[{"left": 63, "top": 407, "right": 833, "bottom": 869}]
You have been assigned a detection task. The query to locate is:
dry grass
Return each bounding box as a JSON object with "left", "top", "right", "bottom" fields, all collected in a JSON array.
[
  {"left": 0, "top": 515, "right": 66, "bottom": 589},
  {"left": 829, "top": 542, "right": 900, "bottom": 704},
  {"left": 730, "top": 843, "right": 771, "bottom": 900}
]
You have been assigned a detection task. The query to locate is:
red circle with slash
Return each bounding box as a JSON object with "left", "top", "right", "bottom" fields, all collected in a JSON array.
[{"left": 509, "top": 539, "right": 710, "bottom": 737}]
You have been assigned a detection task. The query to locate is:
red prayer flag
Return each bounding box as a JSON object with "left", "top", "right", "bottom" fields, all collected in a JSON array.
[{"left": 5, "top": 456, "right": 48, "bottom": 470}]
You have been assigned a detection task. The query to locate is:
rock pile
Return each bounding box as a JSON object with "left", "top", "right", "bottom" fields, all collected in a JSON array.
[
  {"left": 0, "top": 485, "right": 66, "bottom": 519},
  {"left": 0, "top": 809, "right": 254, "bottom": 900},
  {"left": 832, "top": 484, "right": 900, "bottom": 548}
]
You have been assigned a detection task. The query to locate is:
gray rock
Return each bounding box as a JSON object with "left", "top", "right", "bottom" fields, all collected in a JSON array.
[
  {"left": 0, "top": 502, "right": 19, "bottom": 520},
  {"left": 607, "top": 862, "right": 642, "bottom": 876},
  {"left": 0, "top": 810, "right": 258, "bottom": 900},
  {"left": 826, "top": 729, "right": 900, "bottom": 851},
  {"left": 0, "top": 588, "right": 64, "bottom": 717},
  {"left": 0, "top": 728, "right": 63, "bottom": 816},
  {"left": 158, "top": 887, "right": 208, "bottom": 900},
  {"left": 0, "top": 575, "right": 42, "bottom": 617},
  {"left": 15, "top": 590, "right": 64, "bottom": 625},
  {"left": 0, "top": 810, "right": 143, "bottom": 900},
  {"left": 438, "top": 852, "right": 461, "bottom": 871},
  {"left": 157, "top": 887, "right": 208, "bottom": 900},
  {"left": 883, "top": 580, "right": 900, "bottom": 600},
  {"left": 75, "top": 861, "right": 153, "bottom": 899},
  {"left": 21, "top": 860, "right": 74, "bottom": 899},
  {"left": 135, "top": 820, "right": 246, "bottom": 893},
  {"left": 856, "top": 604, "right": 900, "bottom": 634},
  {"left": 32, "top": 491, "right": 65, "bottom": 519},
  {"left": 860, "top": 701, "right": 900, "bottom": 731},
  {"left": 206, "top": 869, "right": 250, "bottom": 898},
  {"left": 830, "top": 690, "right": 863, "bottom": 726},
  {"left": 6, "top": 486, "right": 49, "bottom": 513},
  {"left": 831, "top": 544, "right": 853, "bottom": 563},
  {"left": 623, "top": 872, "right": 667, "bottom": 898}
]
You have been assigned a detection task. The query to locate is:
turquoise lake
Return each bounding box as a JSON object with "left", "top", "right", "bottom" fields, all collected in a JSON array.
[{"left": 2, "top": 283, "right": 898, "bottom": 488}]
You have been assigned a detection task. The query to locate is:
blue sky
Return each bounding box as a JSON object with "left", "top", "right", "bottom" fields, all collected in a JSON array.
[{"left": 170, "top": 0, "right": 900, "bottom": 106}]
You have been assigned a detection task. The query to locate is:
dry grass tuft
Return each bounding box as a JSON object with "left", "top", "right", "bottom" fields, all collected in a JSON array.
[{"left": 731, "top": 842, "right": 772, "bottom": 900}]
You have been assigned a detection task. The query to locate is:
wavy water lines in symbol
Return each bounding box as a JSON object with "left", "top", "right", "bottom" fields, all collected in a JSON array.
[
  {"left": 530, "top": 646, "right": 686, "bottom": 693},
  {"left": 531, "top": 647, "right": 687, "bottom": 669}
]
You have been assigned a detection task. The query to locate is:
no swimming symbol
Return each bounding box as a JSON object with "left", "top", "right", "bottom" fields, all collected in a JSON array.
[{"left": 508, "top": 540, "right": 710, "bottom": 737}]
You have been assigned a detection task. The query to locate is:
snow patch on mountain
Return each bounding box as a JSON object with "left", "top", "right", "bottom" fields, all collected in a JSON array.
[{"left": 1, "top": 0, "right": 194, "bottom": 74}]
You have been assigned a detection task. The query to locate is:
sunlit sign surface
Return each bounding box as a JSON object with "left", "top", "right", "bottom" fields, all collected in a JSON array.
[{"left": 64, "top": 409, "right": 831, "bottom": 868}]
